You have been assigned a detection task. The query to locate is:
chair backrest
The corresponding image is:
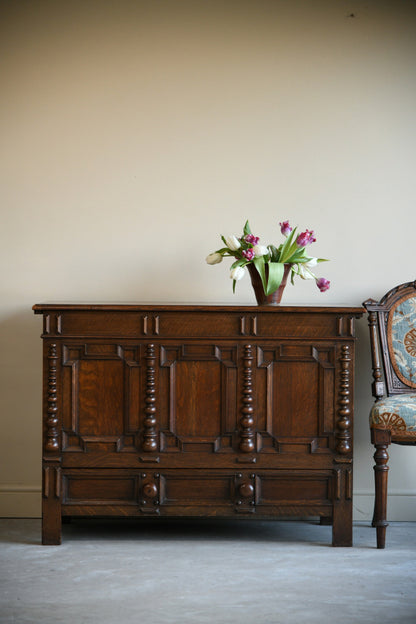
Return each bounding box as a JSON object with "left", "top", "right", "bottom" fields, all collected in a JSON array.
[{"left": 363, "top": 281, "right": 416, "bottom": 399}]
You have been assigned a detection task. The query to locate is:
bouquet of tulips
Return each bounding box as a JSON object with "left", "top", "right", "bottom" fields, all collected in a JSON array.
[{"left": 206, "top": 219, "right": 330, "bottom": 295}]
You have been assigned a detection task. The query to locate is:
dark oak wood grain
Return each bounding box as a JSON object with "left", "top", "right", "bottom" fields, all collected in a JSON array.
[{"left": 34, "top": 303, "right": 363, "bottom": 546}]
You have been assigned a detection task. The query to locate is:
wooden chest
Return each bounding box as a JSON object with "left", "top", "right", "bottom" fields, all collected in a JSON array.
[{"left": 33, "top": 304, "right": 363, "bottom": 545}]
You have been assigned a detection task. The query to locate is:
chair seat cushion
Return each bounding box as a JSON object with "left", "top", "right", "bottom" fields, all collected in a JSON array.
[{"left": 370, "top": 394, "right": 416, "bottom": 437}]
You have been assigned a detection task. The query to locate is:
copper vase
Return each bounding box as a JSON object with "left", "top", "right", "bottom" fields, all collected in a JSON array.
[{"left": 247, "top": 263, "right": 291, "bottom": 305}]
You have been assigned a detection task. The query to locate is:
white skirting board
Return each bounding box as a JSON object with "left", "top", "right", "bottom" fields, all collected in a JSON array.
[
  {"left": 0, "top": 485, "right": 41, "bottom": 518},
  {"left": 353, "top": 490, "right": 416, "bottom": 522}
]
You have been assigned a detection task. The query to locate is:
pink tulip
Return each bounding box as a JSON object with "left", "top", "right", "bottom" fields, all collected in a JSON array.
[
  {"left": 244, "top": 234, "right": 260, "bottom": 245},
  {"left": 316, "top": 277, "right": 330, "bottom": 292},
  {"left": 296, "top": 229, "right": 316, "bottom": 247},
  {"left": 279, "top": 220, "right": 292, "bottom": 236},
  {"left": 242, "top": 248, "right": 255, "bottom": 261}
]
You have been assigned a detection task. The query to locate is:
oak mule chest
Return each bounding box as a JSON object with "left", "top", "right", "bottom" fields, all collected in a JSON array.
[{"left": 33, "top": 304, "right": 363, "bottom": 546}]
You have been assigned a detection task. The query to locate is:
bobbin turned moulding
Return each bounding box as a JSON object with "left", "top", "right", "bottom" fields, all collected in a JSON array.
[{"left": 33, "top": 303, "right": 363, "bottom": 546}]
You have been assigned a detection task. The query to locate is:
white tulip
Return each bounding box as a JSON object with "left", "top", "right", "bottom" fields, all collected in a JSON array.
[
  {"left": 296, "top": 258, "right": 318, "bottom": 280},
  {"left": 253, "top": 244, "right": 269, "bottom": 257},
  {"left": 225, "top": 235, "right": 241, "bottom": 251},
  {"left": 230, "top": 266, "right": 246, "bottom": 281},
  {"left": 206, "top": 252, "right": 223, "bottom": 265}
]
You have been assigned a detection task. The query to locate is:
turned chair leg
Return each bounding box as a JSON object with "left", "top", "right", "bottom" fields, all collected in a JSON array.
[{"left": 371, "top": 429, "right": 390, "bottom": 549}]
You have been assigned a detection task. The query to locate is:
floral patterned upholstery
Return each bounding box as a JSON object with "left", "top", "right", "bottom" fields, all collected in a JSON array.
[
  {"left": 370, "top": 394, "right": 416, "bottom": 438},
  {"left": 370, "top": 293, "right": 416, "bottom": 439},
  {"left": 389, "top": 295, "right": 416, "bottom": 388}
]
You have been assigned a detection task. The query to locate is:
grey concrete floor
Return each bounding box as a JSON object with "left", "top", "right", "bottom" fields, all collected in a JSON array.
[{"left": 1, "top": 518, "right": 415, "bottom": 624}]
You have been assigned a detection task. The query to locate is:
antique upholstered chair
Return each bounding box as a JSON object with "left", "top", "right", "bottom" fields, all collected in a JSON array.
[{"left": 363, "top": 281, "right": 416, "bottom": 548}]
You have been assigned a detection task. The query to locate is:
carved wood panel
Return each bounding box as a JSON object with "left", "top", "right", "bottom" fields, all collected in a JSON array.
[
  {"left": 158, "top": 344, "right": 238, "bottom": 453},
  {"left": 255, "top": 344, "right": 336, "bottom": 453},
  {"left": 61, "top": 343, "right": 142, "bottom": 454},
  {"left": 254, "top": 471, "right": 332, "bottom": 507}
]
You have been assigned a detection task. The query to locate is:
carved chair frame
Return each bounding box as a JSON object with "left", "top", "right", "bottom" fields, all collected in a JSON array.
[{"left": 363, "top": 280, "right": 416, "bottom": 548}]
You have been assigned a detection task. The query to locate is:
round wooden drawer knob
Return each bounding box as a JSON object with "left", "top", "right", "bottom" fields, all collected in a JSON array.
[
  {"left": 239, "top": 482, "right": 254, "bottom": 498},
  {"left": 143, "top": 483, "right": 158, "bottom": 499}
]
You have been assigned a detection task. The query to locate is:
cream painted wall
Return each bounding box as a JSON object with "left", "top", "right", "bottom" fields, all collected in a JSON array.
[{"left": 1, "top": 0, "right": 416, "bottom": 520}]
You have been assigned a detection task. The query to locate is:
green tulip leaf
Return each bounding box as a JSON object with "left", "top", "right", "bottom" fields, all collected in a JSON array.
[
  {"left": 231, "top": 258, "right": 246, "bottom": 269},
  {"left": 268, "top": 244, "right": 280, "bottom": 262},
  {"left": 243, "top": 220, "right": 252, "bottom": 236},
  {"left": 266, "top": 262, "right": 285, "bottom": 295},
  {"left": 253, "top": 256, "right": 267, "bottom": 292}
]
